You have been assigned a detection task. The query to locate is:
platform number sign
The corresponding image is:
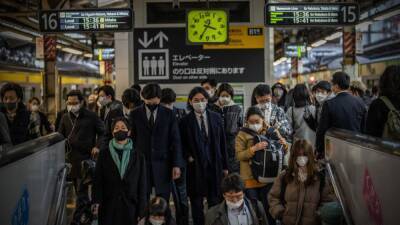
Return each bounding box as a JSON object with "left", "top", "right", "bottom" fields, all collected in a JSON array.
[
  {"left": 265, "top": 3, "right": 359, "bottom": 26},
  {"left": 40, "top": 12, "right": 59, "bottom": 31}
]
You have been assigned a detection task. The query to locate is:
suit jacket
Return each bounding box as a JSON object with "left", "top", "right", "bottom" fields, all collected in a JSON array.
[
  {"left": 100, "top": 100, "right": 124, "bottom": 141},
  {"left": 179, "top": 110, "right": 228, "bottom": 197},
  {"left": 93, "top": 145, "right": 147, "bottom": 225},
  {"left": 316, "top": 92, "right": 367, "bottom": 154},
  {"left": 129, "top": 105, "right": 183, "bottom": 194}
]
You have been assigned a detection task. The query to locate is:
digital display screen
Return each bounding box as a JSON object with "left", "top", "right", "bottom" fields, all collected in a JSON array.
[
  {"left": 284, "top": 43, "right": 307, "bottom": 58},
  {"left": 39, "top": 8, "right": 133, "bottom": 32},
  {"left": 265, "top": 3, "right": 359, "bottom": 26}
]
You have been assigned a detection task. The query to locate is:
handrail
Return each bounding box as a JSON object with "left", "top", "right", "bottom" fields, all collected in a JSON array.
[
  {"left": 0, "top": 133, "right": 65, "bottom": 167},
  {"left": 47, "top": 164, "right": 70, "bottom": 225}
]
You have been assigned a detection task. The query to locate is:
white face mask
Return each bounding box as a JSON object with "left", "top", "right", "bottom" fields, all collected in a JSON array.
[
  {"left": 67, "top": 105, "right": 80, "bottom": 114},
  {"left": 192, "top": 102, "right": 207, "bottom": 113},
  {"left": 296, "top": 156, "right": 309, "bottom": 167},
  {"left": 31, "top": 105, "right": 39, "bottom": 112},
  {"left": 207, "top": 89, "right": 215, "bottom": 97},
  {"left": 315, "top": 93, "right": 328, "bottom": 104},
  {"left": 98, "top": 96, "right": 111, "bottom": 106},
  {"left": 226, "top": 198, "right": 244, "bottom": 210},
  {"left": 257, "top": 102, "right": 270, "bottom": 110},
  {"left": 248, "top": 123, "right": 263, "bottom": 132},
  {"left": 219, "top": 96, "right": 231, "bottom": 106},
  {"left": 149, "top": 218, "right": 165, "bottom": 225}
]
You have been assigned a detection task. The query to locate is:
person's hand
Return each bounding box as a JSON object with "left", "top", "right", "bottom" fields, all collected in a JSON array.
[
  {"left": 91, "top": 204, "right": 100, "bottom": 216},
  {"left": 223, "top": 170, "right": 229, "bottom": 177},
  {"left": 251, "top": 141, "right": 268, "bottom": 152},
  {"left": 279, "top": 137, "right": 287, "bottom": 146},
  {"left": 172, "top": 167, "right": 181, "bottom": 180},
  {"left": 91, "top": 147, "right": 100, "bottom": 158}
]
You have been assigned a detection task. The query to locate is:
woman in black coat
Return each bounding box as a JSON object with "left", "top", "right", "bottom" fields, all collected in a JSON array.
[{"left": 93, "top": 117, "right": 147, "bottom": 225}]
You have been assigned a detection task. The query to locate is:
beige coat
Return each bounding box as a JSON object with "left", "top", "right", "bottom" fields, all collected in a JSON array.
[{"left": 268, "top": 171, "right": 336, "bottom": 225}]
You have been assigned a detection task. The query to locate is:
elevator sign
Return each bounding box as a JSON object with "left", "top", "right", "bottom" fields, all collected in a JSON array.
[
  {"left": 265, "top": 3, "right": 359, "bottom": 26},
  {"left": 39, "top": 8, "right": 133, "bottom": 33}
]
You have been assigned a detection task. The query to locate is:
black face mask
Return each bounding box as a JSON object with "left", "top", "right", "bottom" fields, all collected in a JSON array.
[
  {"left": 5, "top": 102, "right": 17, "bottom": 111},
  {"left": 146, "top": 104, "right": 158, "bottom": 111},
  {"left": 114, "top": 130, "right": 129, "bottom": 141}
]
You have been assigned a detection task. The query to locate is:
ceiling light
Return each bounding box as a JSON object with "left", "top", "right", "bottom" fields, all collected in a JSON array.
[
  {"left": 274, "top": 57, "right": 288, "bottom": 66},
  {"left": 325, "top": 32, "right": 342, "bottom": 41},
  {"left": 57, "top": 39, "right": 71, "bottom": 46},
  {"left": 64, "top": 33, "right": 86, "bottom": 39},
  {"left": 375, "top": 9, "right": 400, "bottom": 21},
  {"left": 56, "top": 45, "right": 62, "bottom": 49},
  {"left": 28, "top": 17, "right": 38, "bottom": 23},
  {"left": 307, "top": 46, "right": 312, "bottom": 52},
  {"left": 357, "top": 21, "right": 373, "bottom": 29},
  {"left": 84, "top": 53, "right": 93, "bottom": 58},
  {"left": 311, "top": 39, "right": 327, "bottom": 48},
  {"left": 62, "top": 47, "right": 83, "bottom": 55},
  {"left": 0, "top": 31, "right": 32, "bottom": 41}
]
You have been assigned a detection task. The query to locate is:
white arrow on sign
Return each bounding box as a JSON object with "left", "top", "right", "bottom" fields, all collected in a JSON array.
[
  {"left": 154, "top": 31, "right": 168, "bottom": 48},
  {"left": 138, "top": 32, "right": 153, "bottom": 48}
]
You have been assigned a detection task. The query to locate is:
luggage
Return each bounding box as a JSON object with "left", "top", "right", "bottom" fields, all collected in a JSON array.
[{"left": 380, "top": 96, "right": 400, "bottom": 140}]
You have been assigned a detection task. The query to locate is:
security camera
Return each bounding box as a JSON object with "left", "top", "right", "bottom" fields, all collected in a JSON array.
[{"left": 172, "top": 0, "right": 180, "bottom": 8}]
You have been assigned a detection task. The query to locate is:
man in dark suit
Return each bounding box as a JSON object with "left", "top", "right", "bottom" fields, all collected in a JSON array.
[
  {"left": 129, "top": 83, "right": 183, "bottom": 201},
  {"left": 316, "top": 72, "right": 367, "bottom": 158},
  {"left": 179, "top": 87, "right": 228, "bottom": 225},
  {"left": 98, "top": 85, "right": 124, "bottom": 141}
]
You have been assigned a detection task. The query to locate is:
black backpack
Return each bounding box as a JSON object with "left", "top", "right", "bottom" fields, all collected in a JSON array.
[{"left": 241, "top": 127, "right": 284, "bottom": 183}]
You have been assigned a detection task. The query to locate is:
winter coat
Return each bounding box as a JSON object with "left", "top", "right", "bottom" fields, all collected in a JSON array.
[
  {"left": 0, "top": 111, "right": 11, "bottom": 146},
  {"left": 93, "top": 144, "right": 147, "bottom": 225},
  {"left": 205, "top": 198, "right": 268, "bottom": 225},
  {"left": 100, "top": 100, "right": 124, "bottom": 141},
  {"left": 268, "top": 171, "right": 336, "bottom": 225}
]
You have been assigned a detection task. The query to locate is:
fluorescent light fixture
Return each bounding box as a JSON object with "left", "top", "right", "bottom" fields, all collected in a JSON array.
[
  {"left": 84, "top": 53, "right": 93, "bottom": 58},
  {"left": 97, "top": 41, "right": 104, "bottom": 45},
  {"left": 0, "top": 31, "right": 32, "bottom": 41},
  {"left": 79, "top": 39, "right": 92, "bottom": 45},
  {"left": 357, "top": 21, "right": 373, "bottom": 29},
  {"left": 311, "top": 39, "right": 327, "bottom": 48},
  {"left": 273, "top": 57, "right": 288, "bottom": 66},
  {"left": 307, "top": 46, "right": 312, "bottom": 52},
  {"left": 64, "top": 33, "right": 86, "bottom": 39},
  {"left": 28, "top": 17, "right": 38, "bottom": 23},
  {"left": 375, "top": 9, "right": 400, "bottom": 21},
  {"left": 56, "top": 45, "right": 62, "bottom": 49},
  {"left": 57, "top": 39, "right": 71, "bottom": 46},
  {"left": 325, "top": 32, "right": 342, "bottom": 41},
  {"left": 62, "top": 47, "right": 83, "bottom": 55}
]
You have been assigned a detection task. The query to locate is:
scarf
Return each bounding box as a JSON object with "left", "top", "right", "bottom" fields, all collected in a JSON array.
[{"left": 109, "top": 138, "right": 133, "bottom": 179}]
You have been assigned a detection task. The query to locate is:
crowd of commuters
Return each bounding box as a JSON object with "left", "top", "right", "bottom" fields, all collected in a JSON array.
[{"left": 0, "top": 65, "right": 399, "bottom": 225}]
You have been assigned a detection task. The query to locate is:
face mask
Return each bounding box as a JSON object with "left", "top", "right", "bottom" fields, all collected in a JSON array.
[
  {"left": 296, "top": 156, "right": 309, "bottom": 167},
  {"left": 315, "top": 93, "right": 328, "bottom": 104},
  {"left": 207, "top": 89, "right": 215, "bottom": 97},
  {"left": 149, "top": 218, "right": 165, "bottom": 225},
  {"left": 257, "top": 102, "right": 270, "bottom": 110},
  {"left": 67, "top": 105, "right": 80, "bottom": 114},
  {"left": 114, "top": 130, "right": 129, "bottom": 141},
  {"left": 192, "top": 102, "right": 207, "bottom": 113},
  {"left": 219, "top": 96, "right": 231, "bottom": 106},
  {"left": 146, "top": 104, "right": 159, "bottom": 111},
  {"left": 5, "top": 102, "right": 17, "bottom": 111},
  {"left": 31, "top": 105, "right": 39, "bottom": 112},
  {"left": 248, "top": 123, "right": 263, "bottom": 132},
  {"left": 226, "top": 198, "right": 244, "bottom": 210},
  {"left": 274, "top": 88, "right": 284, "bottom": 98},
  {"left": 98, "top": 96, "right": 111, "bottom": 106}
]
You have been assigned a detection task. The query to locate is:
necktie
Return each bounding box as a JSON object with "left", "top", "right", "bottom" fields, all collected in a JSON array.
[
  {"left": 149, "top": 110, "right": 155, "bottom": 129},
  {"left": 200, "top": 115, "right": 208, "bottom": 141}
]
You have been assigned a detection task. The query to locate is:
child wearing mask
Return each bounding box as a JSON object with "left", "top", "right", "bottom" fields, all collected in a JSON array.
[
  {"left": 268, "top": 139, "right": 336, "bottom": 225},
  {"left": 140, "top": 197, "right": 176, "bottom": 225}
]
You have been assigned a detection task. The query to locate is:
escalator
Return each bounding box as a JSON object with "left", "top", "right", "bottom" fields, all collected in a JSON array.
[{"left": 324, "top": 128, "right": 400, "bottom": 225}]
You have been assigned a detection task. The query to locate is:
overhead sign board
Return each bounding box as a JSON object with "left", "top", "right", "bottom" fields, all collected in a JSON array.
[
  {"left": 134, "top": 27, "right": 264, "bottom": 84},
  {"left": 265, "top": 3, "right": 359, "bottom": 26},
  {"left": 284, "top": 43, "right": 307, "bottom": 58},
  {"left": 204, "top": 26, "right": 264, "bottom": 49},
  {"left": 39, "top": 8, "right": 133, "bottom": 33},
  {"left": 94, "top": 48, "right": 115, "bottom": 60}
]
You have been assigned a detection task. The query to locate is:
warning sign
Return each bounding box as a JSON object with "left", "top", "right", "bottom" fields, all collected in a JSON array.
[{"left": 203, "top": 26, "right": 264, "bottom": 49}]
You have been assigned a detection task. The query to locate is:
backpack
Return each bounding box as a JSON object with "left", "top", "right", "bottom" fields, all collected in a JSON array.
[
  {"left": 380, "top": 96, "right": 400, "bottom": 140},
  {"left": 280, "top": 169, "right": 326, "bottom": 205},
  {"left": 241, "top": 127, "right": 284, "bottom": 183}
]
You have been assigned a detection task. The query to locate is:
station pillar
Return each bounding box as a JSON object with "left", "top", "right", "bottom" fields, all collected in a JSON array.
[
  {"left": 114, "top": 32, "right": 134, "bottom": 100},
  {"left": 343, "top": 26, "right": 359, "bottom": 80}
]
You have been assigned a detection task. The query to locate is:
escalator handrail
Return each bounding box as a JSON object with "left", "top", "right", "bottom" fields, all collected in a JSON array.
[
  {"left": 47, "top": 164, "right": 70, "bottom": 225},
  {"left": 325, "top": 161, "right": 354, "bottom": 225}
]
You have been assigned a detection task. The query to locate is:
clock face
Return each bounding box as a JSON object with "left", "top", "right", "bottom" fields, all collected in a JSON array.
[{"left": 187, "top": 9, "right": 229, "bottom": 44}]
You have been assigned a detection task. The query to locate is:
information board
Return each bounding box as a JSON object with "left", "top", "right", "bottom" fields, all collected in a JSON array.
[
  {"left": 284, "top": 43, "right": 307, "bottom": 58},
  {"left": 39, "top": 8, "right": 133, "bottom": 33},
  {"left": 134, "top": 27, "right": 264, "bottom": 84},
  {"left": 265, "top": 3, "right": 359, "bottom": 26}
]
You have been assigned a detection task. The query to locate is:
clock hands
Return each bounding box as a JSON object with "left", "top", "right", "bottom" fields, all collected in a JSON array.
[{"left": 200, "top": 19, "right": 216, "bottom": 40}]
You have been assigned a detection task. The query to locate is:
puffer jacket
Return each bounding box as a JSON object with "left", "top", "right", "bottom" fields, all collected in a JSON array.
[
  {"left": 268, "top": 171, "right": 336, "bottom": 225},
  {"left": 235, "top": 123, "right": 288, "bottom": 189}
]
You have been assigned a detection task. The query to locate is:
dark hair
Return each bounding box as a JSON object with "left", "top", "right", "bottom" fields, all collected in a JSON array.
[
  {"left": 98, "top": 85, "right": 116, "bottom": 100},
  {"left": 221, "top": 173, "right": 245, "bottom": 194},
  {"left": 0, "top": 82, "right": 24, "bottom": 101},
  {"left": 245, "top": 106, "right": 265, "bottom": 120},
  {"left": 201, "top": 78, "right": 217, "bottom": 88},
  {"left": 111, "top": 117, "right": 131, "bottom": 131},
  {"left": 186, "top": 87, "right": 209, "bottom": 110},
  {"left": 142, "top": 83, "right": 162, "bottom": 100},
  {"left": 66, "top": 90, "right": 84, "bottom": 101},
  {"left": 314, "top": 80, "right": 332, "bottom": 92},
  {"left": 272, "top": 82, "right": 288, "bottom": 107},
  {"left": 350, "top": 81, "right": 366, "bottom": 97},
  {"left": 93, "top": 87, "right": 99, "bottom": 94},
  {"left": 331, "top": 72, "right": 350, "bottom": 90},
  {"left": 161, "top": 88, "right": 176, "bottom": 104},
  {"left": 251, "top": 84, "right": 271, "bottom": 106},
  {"left": 293, "top": 84, "right": 310, "bottom": 107},
  {"left": 379, "top": 65, "right": 400, "bottom": 102},
  {"left": 131, "top": 84, "right": 142, "bottom": 93},
  {"left": 145, "top": 197, "right": 174, "bottom": 225},
  {"left": 372, "top": 85, "right": 379, "bottom": 95},
  {"left": 216, "top": 83, "right": 234, "bottom": 98},
  {"left": 29, "top": 96, "right": 41, "bottom": 104},
  {"left": 122, "top": 88, "right": 141, "bottom": 108}
]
